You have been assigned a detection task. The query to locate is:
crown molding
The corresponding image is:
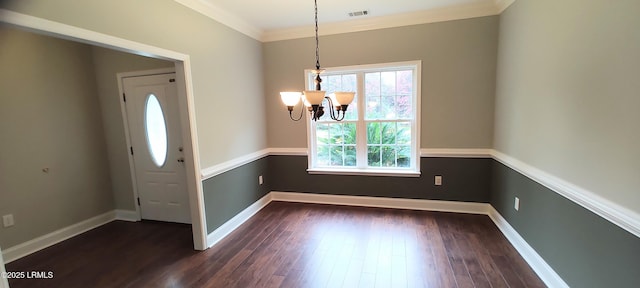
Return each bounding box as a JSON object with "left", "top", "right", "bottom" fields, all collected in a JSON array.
[
  {"left": 494, "top": 0, "right": 516, "bottom": 13},
  {"left": 174, "top": 0, "right": 516, "bottom": 43},
  {"left": 263, "top": 1, "right": 500, "bottom": 42},
  {"left": 173, "top": 0, "right": 263, "bottom": 41}
]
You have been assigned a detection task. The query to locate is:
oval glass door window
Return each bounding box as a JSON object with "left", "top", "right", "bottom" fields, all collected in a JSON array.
[{"left": 144, "top": 94, "right": 168, "bottom": 167}]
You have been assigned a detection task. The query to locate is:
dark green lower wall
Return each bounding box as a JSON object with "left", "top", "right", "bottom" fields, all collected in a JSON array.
[
  {"left": 269, "top": 155, "right": 491, "bottom": 202},
  {"left": 202, "top": 155, "right": 491, "bottom": 233},
  {"left": 201, "top": 154, "right": 639, "bottom": 287},
  {"left": 491, "top": 160, "right": 640, "bottom": 288},
  {"left": 202, "top": 157, "right": 271, "bottom": 234}
]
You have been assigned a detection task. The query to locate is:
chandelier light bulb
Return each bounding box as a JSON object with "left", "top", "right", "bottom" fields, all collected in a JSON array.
[{"left": 280, "top": 92, "right": 302, "bottom": 107}]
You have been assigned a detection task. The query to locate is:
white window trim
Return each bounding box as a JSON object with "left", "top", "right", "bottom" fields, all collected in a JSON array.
[{"left": 305, "top": 61, "right": 422, "bottom": 177}]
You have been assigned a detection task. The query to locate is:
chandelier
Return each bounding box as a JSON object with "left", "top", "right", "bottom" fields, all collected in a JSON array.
[{"left": 280, "top": 0, "right": 355, "bottom": 121}]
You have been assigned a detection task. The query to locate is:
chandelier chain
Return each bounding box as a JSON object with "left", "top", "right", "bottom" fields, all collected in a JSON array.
[
  {"left": 280, "top": 0, "right": 352, "bottom": 122},
  {"left": 314, "top": 0, "right": 320, "bottom": 70}
]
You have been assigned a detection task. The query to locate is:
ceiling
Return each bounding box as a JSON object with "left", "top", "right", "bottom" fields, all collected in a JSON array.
[{"left": 174, "top": 0, "right": 513, "bottom": 41}]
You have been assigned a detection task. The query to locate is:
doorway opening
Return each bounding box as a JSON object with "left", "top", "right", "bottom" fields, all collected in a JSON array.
[{"left": 0, "top": 9, "right": 207, "bottom": 250}]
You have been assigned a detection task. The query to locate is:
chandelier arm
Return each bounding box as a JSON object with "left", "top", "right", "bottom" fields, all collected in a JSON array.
[
  {"left": 333, "top": 108, "right": 346, "bottom": 121},
  {"left": 325, "top": 96, "right": 336, "bottom": 120},
  {"left": 289, "top": 104, "right": 305, "bottom": 121},
  {"left": 325, "top": 96, "right": 346, "bottom": 121}
]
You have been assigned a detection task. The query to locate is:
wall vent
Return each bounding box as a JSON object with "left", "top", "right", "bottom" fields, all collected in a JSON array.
[{"left": 348, "top": 10, "right": 369, "bottom": 17}]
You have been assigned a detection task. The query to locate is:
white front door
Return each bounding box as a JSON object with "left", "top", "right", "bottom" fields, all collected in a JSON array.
[{"left": 123, "top": 73, "right": 191, "bottom": 224}]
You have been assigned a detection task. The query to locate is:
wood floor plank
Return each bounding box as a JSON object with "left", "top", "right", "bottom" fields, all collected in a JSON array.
[
  {"left": 424, "top": 215, "right": 459, "bottom": 288},
  {"left": 264, "top": 275, "right": 285, "bottom": 288},
  {"left": 493, "top": 254, "right": 528, "bottom": 287},
  {"left": 342, "top": 258, "right": 365, "bottom": 287},
  {"left": 465, "top": 232, "right": 510, "bottom": 288},
  {"left": 451, "top": 221, "right": 492, "bottom": 288},
  {"left": 6, "top": 202, "right": 546, "bottom": 288}
]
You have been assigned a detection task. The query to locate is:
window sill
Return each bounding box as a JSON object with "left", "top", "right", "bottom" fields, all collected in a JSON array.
[{"left": 307, "top": 168, "right": 421, "bottom": 178}]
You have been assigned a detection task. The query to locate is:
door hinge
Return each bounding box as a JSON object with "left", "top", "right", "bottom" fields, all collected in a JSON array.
[
  {"left": 123, "top": 93, "right": 126, "bottom": 102},
  {"left": 169, "top": 78, "right": 175, "bottom": 82},
  {"left": 137, "top": 197, "right": 141, "bottom": 206},
  {"left": 130, "top": 146, "right": 134, "bottom": 155}
]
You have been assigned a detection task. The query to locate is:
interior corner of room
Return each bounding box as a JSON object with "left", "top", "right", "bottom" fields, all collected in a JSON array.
[{"left": 1, "top": 0, "right": 639, "bottom": 287}]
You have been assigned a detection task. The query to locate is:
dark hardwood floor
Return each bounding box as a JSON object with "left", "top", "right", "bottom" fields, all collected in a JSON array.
[{"left": 6, "top": 202, "right": 545, "bottom": 288}]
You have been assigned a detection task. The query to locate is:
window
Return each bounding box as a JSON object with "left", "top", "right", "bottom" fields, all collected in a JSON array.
[
  {"left": 144, "top": 94, "right": 168, "bottom": 167},
  {"left": 306, "top": 61, "right": 421, "bottom": 176}
]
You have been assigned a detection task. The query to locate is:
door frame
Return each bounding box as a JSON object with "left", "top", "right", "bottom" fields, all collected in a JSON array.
[
  {"left": 0, "top": 9, "right": 208, "bottom": 250},
  {"left": 0, "top": 246, "right": 8, "bottom": 288},
  {"left": 117, "top": 68, "right": 184, "bottom": 223}
]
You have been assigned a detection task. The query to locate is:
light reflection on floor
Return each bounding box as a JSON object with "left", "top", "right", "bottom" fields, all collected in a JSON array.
[{"left": 296, "top": 210, "right": 430, "bottom": 288}]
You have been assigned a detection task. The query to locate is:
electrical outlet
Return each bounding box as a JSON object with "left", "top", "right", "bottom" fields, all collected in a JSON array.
[
  {"left": 3, "top": 214, "right": 14, "bottom": 227},
  {"left": 514, "top": 197, "right": 520, "bottom": 211},
  {"left": 259, "top": 175, "right": 263, "bottom": 185},
  {"left": 434, "top": 175, "right": 442, "bottom": 186}
]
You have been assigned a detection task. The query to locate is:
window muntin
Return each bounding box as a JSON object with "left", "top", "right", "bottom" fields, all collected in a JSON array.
[
  {"left": 306, "top": 61, "right": 421, "bottom": 176},
  {"left": 316, "top": 122, "right": 357, "bottom": 167}
]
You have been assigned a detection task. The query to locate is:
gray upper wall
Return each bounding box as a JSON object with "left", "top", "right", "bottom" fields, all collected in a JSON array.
[
  {"left": 0, "top": 26, "right": 114, "bottom": 248},
  {"left": 264, "top": 16, "right": 499, "bottom": 149},
  {"left": 0, "top": 0, "right": 267, "bottom": 169},
  {"left": 495, "top": 0, "right": 640, "bottom": 213}
]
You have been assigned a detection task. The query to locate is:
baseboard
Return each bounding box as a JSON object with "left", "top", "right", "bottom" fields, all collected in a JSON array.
[
  {"left": 205, "top": 192, "right": 493, "bottom": 250},
  {"left": 488, "top": 207, "right": 568, "bottom": 288},
  {"left": 115, "top": 210, "right": 140, "bottom": 222},
  {"left": 206, "top": 193, "right": 272, "bottom": 248},
  {"left": 270, "top": 191, "right": 491, "bottom": 214},
  {"left": 0, "top": 247, "right": 8, "bottom": 288},
  {"left": 205, "top": 192, "right": 491, "bottom": 250},
  {"left": 1, "top": 194, "right": 565, "bottom": 288},
  {"left": 205, "top": 191, "right": 565, "bottom": 288},
  {"left": 201, "top": 148, "right": 639, "bottom": 240},
  {"left": 2, "top": 211, "right": 117, "bottom": 263}
]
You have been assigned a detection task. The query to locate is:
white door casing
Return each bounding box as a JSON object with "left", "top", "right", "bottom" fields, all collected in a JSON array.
[
  {"left": 123, "top": 73, "right": 191, "bottom": 224},
  {"left": 0, "top": 246, "right": 8, "bottom": 288}
]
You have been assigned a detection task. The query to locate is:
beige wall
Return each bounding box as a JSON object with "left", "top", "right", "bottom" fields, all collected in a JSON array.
[
  {"left": 495, "top": 0, "right": 640, "bottom": 213},
  {"left": 264, "top": 16, "right": 499, "bottom": 149},
  {"left": 91, "top": 47, "right": 173, "bottom": 211},
  {"left": 1, "top": 0, "right": 267, "bottom": 169},
  {"left": 0, "top": 26, "right": 114, "bottom": 248}
]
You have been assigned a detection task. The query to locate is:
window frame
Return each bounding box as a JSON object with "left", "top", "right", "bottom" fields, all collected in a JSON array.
[{"left": 305, "top": 61, "right": 422, "bottom": 177}]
